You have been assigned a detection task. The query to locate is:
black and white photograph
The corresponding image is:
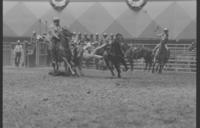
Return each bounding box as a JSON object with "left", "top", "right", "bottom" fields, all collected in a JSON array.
[{"left": 3, "top": 0, "right": 196, "bottom": 127}]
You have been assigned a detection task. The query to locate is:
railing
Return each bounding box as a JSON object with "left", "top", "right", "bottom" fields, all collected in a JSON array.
[
  {"left": 130, "top": 43, "right": 196, "bottom": 72},
  {"left": 3, "top": 41, "right": 196, "bottom": 72},
  {"left": 83, "top": 43, "right": 196, "bottom": 73}
]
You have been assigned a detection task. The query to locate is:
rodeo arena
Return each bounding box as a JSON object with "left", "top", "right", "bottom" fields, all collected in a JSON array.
[{"left": 3, "top": 0, "right": 196, "bottom": 128}]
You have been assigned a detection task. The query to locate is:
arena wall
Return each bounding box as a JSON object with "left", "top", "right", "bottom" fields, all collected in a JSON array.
[
  {"left": 3, "top": 0, "right": 196, "bottom": 40},
  {"left": 3, "top": 0, "right": 196, "bottom": 72}
]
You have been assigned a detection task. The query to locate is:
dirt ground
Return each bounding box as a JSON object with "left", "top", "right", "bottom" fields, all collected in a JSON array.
[{"left": 3, "top": 67, "right": 196, "bottom": 128}]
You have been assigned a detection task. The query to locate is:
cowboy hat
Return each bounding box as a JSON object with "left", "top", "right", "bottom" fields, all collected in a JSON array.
[
  {"left": 53, "top": 17, "right": 60, "bottom": 21},
  {"left": 164, "top": 28, "right": 168, "bottom": 31}
]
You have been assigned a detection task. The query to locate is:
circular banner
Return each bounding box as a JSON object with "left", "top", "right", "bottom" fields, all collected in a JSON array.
[
  {"left": 50, "top": 0, "right": 70, "bottom": 12},
  {"left": 126, "top": 0, "right": 148, "bottom": 11}
]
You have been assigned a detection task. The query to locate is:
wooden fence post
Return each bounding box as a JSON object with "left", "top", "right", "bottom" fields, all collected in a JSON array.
[
  {"left": 174, "top": 44, "right": 177, "bottom": 72},
  {"left": 35, "top": 41, "right": 39, "bottom": 66}
]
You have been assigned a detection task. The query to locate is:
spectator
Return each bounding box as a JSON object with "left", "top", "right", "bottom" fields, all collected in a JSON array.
[
  {"left": 14, "top": 40, "right": 23, "bottom": 67},
  {"left": 31, "top": 31, "right": 37, "bottom": 44}
]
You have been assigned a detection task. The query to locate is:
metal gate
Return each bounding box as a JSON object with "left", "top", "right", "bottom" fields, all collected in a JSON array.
[
  {"left": 37, "top": 41, "right": 48, "bottom": 66},
  {"left": 3, "top": 41, "right": 49, "bottom": 67}
]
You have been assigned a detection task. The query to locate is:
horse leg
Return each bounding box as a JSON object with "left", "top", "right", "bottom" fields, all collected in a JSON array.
[
  {"left": 52, "top": 60, "right": 57, "bottom": 73},
  {"left": 64, "top": 62, "right": 72, "bottom": 75},
  {"left": 148, "top": 62, "right": 152, "bottom": 72},
  {"left": 152, "top": 62, "right": 156, "bottom": 73},
  {"left": 114, "top": 63, "right": 121, "bottom": 78},
  {"left": 144, "top": 62, "right": 148, "bottom": 71},
  {"left": 129, "top": 59, "right": 134, "bottom": 71},
  {"left": 56, "top": 62, "right": 59, "bottom": 71},
  {"left": 62, "top": 57, "right": 75, "bottom": 75},
  {"left": 78, "top": 65, "right": 84, "bottom": 76},
  {"left": 73, "top": 66, "right": 80, "bottom": 77},
  {"left": 120, "top": 57, "right": 128, "bottom": 72},
  {"left": 105, "top": 58, "right": 115, "bottom": 76},
  {"left": 152, "top": 62, "right": 154, "bottom": 73},
  {"left": 155, "top": 63, "right": 160, "bottom": 73},
  {"left": 159, "top": 63, "right": 164, "bottom": 74},
  {"left": 95, "top": 59, "right": 99, "bottom": 69}
]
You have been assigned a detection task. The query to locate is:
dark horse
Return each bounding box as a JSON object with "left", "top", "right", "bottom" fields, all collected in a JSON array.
[
  {"left": 125, "top": 46, "right": 153, "bottom": 71},
  {"left": 152, "top": 43, "right": 170, "bottom": 74},
  {"left": 48, "top": 27, "right": 75, "bottom": 75},
  {"left": 95, "top": 33, "right": 128, "bottom": 78}
]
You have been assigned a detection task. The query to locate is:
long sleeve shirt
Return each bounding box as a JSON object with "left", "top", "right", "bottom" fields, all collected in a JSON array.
[
  {"left": 48, "top": 24, "right": 62, "bottom": 40},
  {"left": 14, "top": 44, "right": 23, "bottom": 53}
]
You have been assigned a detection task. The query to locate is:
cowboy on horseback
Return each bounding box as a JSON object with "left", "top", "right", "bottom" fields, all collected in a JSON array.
[
  {"left": 49, "top": 17, "right": 62, "bottom": 41},
  {"left": 152, "top": 28, "right": 170, "bottom": 73},
  {"left": 153, "top": 27, "right": 169, "bottom": 56},
  {"left": 48, "top": 17, "right": 63, "bottom": 71}
]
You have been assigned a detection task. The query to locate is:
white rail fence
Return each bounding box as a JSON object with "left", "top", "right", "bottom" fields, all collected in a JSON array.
[
  {"left": 84, "top": 43, "right": 196, "bottom": 73},
  {"left": 131, "top": 43, "right": 196, "bottom": 72},
  {"left": 3, "top": 43, "right": 196, "bottom": 73}
]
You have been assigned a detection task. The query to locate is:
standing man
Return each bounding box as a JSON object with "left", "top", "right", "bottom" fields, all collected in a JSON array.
[
  {"left": 77, "top": 32, "right": 82, "bottom": 45},
  {"left": 94, "top": 33, "right": 100, "bottom": 46},
  {"left": 109, "top": 33, "right": 115, "bottom": 44},
  {"left": 14, "top": 40, "right": 23, "bottom": 67},
  {"left": 153, "top": 27, "right": 169, "bottom": 55},
  {"left": 90, "top": 34, "right": 94, "bottom": 42},
  {"left": 31, "top": 31, "right": 37, "bottom": 44},
  {"left": 101, "top": 33, "right": 109, "bottom": 45},
  {"left": 71, "top": 32, "right": 77, "bottom": 44},
  {"left": 83, "top": 33, "right": 87, "bottom": 41},
  {"left": 78, "top": 32, "right": 82, "bottom": 41}
]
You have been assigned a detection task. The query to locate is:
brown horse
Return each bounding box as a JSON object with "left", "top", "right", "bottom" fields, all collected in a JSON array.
[
  {"left": 98, "top": 33, "right": 128, "bottom": 78},
  {"left": 152, "top": 43, "right": 170, "bottom": 74},
  {"left": 125, "top": 46, "right": 153, "bottom": 71},
  {"left": 46, "top": 27, "right": 75, "bottom": 75}
]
